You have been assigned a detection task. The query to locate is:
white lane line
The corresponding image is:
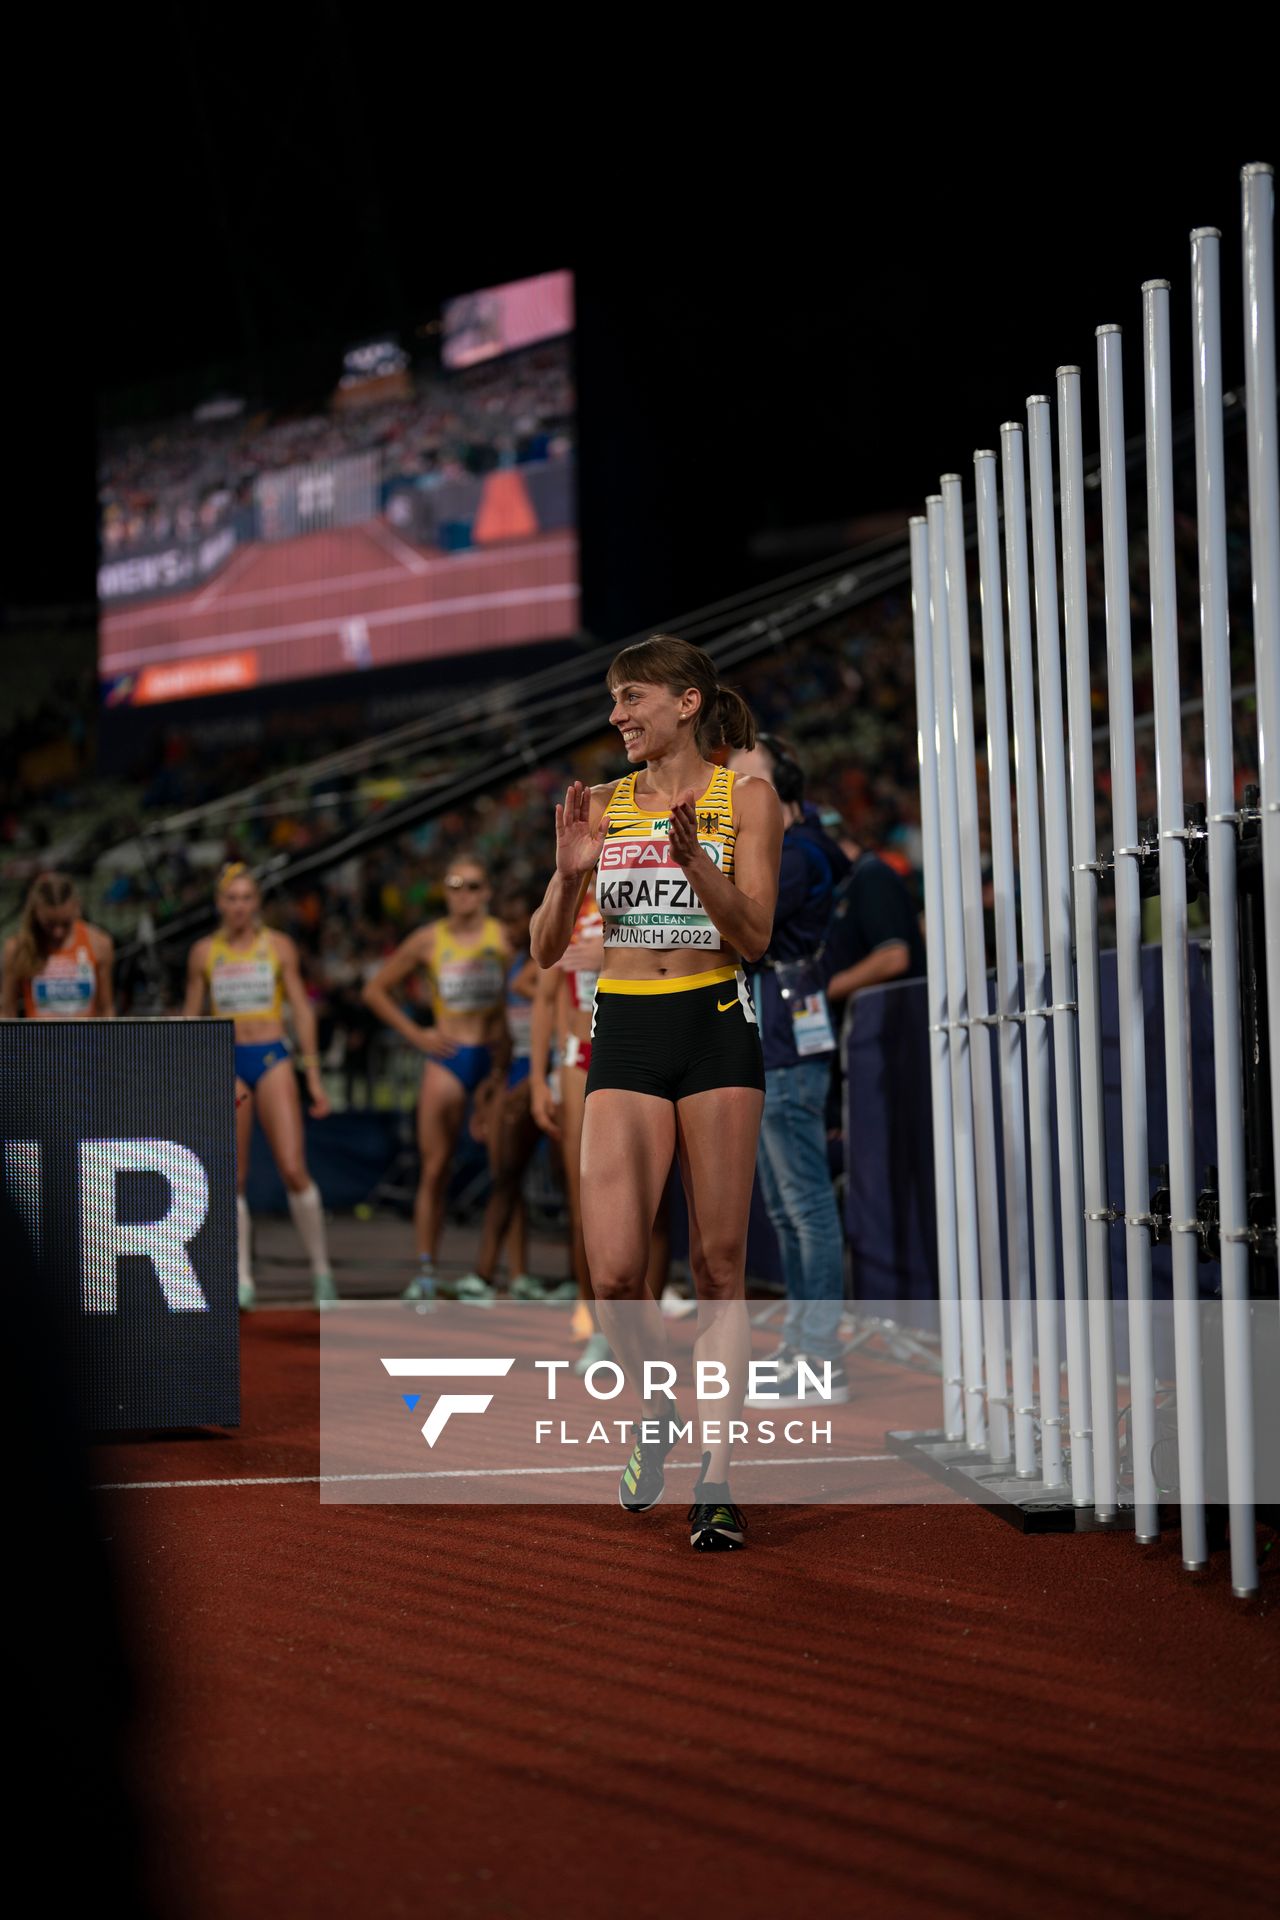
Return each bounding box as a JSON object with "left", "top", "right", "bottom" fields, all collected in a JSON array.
[
  {"left": 93, "top": 1455, "right": 900, "bottom": 1491},
  {"left": 189, "top": 542, "right": 261, "bottom": 611},
  {"left": 362, "top": 517, "right": 432, "bottom": 575},
  {"left": 101, "top": 535, "right": 577, "bottom": 630},
  {"left": 100, "top": 582, "right": 579, "bottom": 672}
]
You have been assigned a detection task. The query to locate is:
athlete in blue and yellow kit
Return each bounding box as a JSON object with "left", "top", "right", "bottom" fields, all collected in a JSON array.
[
  {"left": 185, "top": 863, "right": 335, "bottom": 1311},
  {"left": 362, "top": 854, "right": 510, "bottom": 1301},
  {"left": 530, "top": 635, "right": 782, "bottom": 1549}
]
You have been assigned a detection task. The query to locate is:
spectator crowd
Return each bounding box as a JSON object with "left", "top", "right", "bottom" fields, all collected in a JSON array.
[{"left": 99, "top": 341, "right": 575, "bottom": 561}]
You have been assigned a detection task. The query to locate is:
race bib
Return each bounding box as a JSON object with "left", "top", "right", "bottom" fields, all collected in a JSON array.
[
  {"left": 210, "top": 957, "right": 277, "bottom": 1016},
  {"left": 597, "top": 837, "right": 724, "bottom": 950},
  {"left": 32, "top": 962, "right": 94, "bottom": 1018},
  {"left": 437, "top": 954, "right": 505, "bottom": 1013}
]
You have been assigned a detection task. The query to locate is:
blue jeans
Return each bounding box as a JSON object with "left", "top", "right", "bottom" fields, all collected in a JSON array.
[{"left": 755, "top": 1059, "right": 845, "bottom": 1360}]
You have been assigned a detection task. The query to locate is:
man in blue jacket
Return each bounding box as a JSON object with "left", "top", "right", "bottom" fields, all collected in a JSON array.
[{"left": 728, "top": 734, "right": 851, "bottom": 1405}]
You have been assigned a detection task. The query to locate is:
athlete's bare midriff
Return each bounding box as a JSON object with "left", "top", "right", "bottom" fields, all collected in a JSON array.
[
  {"left": 230, "top": 1015, "right": 288, "bottom": 1044},
  {"left": 435, "top": 1008, "right": 499, "bottom": 1046}
]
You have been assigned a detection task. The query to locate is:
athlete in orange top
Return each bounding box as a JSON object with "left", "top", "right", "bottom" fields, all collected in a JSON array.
[{"left": 2, "top": 872, "right": 114, "bottom": 1019}]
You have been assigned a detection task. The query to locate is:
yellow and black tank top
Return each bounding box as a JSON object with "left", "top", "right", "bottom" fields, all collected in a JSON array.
[
  {"left": 432, "top": 916, "right": 506, "bottom": 1020},
  {"left": 206, "top": 929, "right": 284, "bottom": 1021},
  {"left": 596, "top": 766, "right": 738, "bottom": 951}
]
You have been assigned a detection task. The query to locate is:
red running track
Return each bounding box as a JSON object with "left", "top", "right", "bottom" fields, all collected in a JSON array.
[
  {"left": 99, "top": 525, "right": 579, "bottom": 704},
  {"left": 96, "top": 1314, "right": 1277, "bottom": 1920}
]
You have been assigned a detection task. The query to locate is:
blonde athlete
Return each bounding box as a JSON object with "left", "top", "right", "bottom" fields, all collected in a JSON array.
[
  {"left": 363, "top": 854, "right": 510, "bottom": 1301},
  {"left": 2, "top": 872, "right": 114, "bottom": 1019},
  {"left": 530, "top": 636, "right": 781, "bottom": 1550},
  {"left": 185, "top": 864, "right": 335, "bottom": 1310}
]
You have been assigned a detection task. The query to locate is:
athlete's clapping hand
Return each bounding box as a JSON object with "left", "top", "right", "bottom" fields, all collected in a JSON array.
[
  {"left": 554, "top": 781, "right": 606, "bottom": 877},
  {"left": 667, "top": 789, "right": 703, "bottom": 869}
]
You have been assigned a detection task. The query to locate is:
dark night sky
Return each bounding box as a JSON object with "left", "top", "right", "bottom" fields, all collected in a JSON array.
[{"left": 7, "top": 36, "right": 1274, "bottom": 643}]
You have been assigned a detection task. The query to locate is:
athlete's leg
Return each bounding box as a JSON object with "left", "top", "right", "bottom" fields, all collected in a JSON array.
[
  {"left": 582, "top": 1089, "right": 674, "bottom": 1414},
  {"left": 255, "top": 1059, "right": 333, "bottom": 1290},
  {"left": 473, "top": 1083, "right": 538, "bottom": 1281},
  {"left": 235, "top": 1079, "right": 254, "bottom": 1303},
  {"left": 646, "top": 1183, "right": 672, "bottom": 1299},
  {"left": 416, "top": 1063, "right": 467, "bottom": 1265},
  {"left": 676, "top": 1086, "right": 764, "bottom": 1481},
  {"left": 559, "top": 1062, "right": 592, "bottom": 1315}
]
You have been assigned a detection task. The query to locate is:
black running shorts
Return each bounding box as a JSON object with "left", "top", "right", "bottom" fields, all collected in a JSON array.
[{"left": 585, "top": 966, "right": 765, "bottom": 1102}]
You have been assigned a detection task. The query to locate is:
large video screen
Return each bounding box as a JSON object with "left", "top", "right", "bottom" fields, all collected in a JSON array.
[{"left": 98, "top": 270, "right": 577, "bottom": 707}]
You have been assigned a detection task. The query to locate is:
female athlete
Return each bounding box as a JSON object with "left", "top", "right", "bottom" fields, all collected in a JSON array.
[
  {"left": 2, "top": 872, "right": 114, "bottom": 1020},
  {"left": 530, "top": 636, "right": 781, "bottom": 1550},
  {"left": 465, "top": 885, "right": 551, "bottom": 1296},
  {"left": 362, "top": 853, "right": 509, "bottom": 1301},
  {"left": 185, "top": 864, "right": 335, "bottom": 1310}
]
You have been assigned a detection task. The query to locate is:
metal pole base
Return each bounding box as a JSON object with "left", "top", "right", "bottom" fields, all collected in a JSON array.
[{"left": 886, "top": 1429, "right": 1137, "bottom": 1533}]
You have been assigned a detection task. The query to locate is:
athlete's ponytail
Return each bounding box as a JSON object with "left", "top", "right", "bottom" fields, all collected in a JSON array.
[
  {"left": 606, "top": 634, "right": 757, "bottom": 756},
  {"left": 711, "top": 683, "right": 756, "bottom": 753},
  {"left": 11, "top": 872, "right": 77, "bottom": 984}
]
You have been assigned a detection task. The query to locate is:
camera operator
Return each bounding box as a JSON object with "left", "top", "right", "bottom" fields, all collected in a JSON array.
[{"left": 728, "top": 734, "right": 851, "bottom": 1405}]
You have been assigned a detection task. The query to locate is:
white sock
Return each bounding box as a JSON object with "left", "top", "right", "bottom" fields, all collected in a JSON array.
[
  {"left": 237, "top": 1196, "right": 253, "bottom": 1285},
  {"left": 287, "top": 1181, "right": 331, "bottom": 1278}
]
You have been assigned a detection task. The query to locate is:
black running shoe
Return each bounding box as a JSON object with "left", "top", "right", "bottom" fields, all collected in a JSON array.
[
  {"left": 618, "top": 1414, "right": 681, "bottom": 1513},
  {"left": 688, "top": 1453, "right": 747, "bottom": 1551}
]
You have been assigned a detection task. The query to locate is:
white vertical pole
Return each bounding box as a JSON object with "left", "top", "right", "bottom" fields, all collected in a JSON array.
[
  {"left": 1056, "top": 365, "right": 1120, "bottom": 1520},
  {"left": 1096, "top": 323, "right": 1161, "bottom": 1544},
  {"left": 1143, "top": 278, "right": 1209, "bottom": 1570},
  {"left": 1026, "top": 394, "right": 1094, "bottom": 1508},
  {"left": 928, "top": 494, "right": 987, "bottom": 1449},
  {"left": 1193, "top": 227, "right": 1258, "bottom": 1597},
  {"left": 1001, "top": 422, "right": 1065, "bottom": 1491},
  {"left": 910, "top": 515, "right": 965, "bottom": 1441},
  {"left": 973, "top": 451, "right": 1036, "bottom": 1476},
  {"left": 1241, "top": 164, "right": 1280, "bottom": 1256},
  {"left": 942, "top": 473, "right": 1012, "bottom": 1466}
]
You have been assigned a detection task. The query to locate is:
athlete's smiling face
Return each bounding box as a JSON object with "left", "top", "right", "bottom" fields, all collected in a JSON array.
[{"left": 609, "top": 679, "right": 696, "bottom": 761}]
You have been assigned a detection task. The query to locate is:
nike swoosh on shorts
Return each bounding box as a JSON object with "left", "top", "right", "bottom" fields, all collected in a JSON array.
[{"left": 717, "top": 998, "right": 736, "bottom": 1012}]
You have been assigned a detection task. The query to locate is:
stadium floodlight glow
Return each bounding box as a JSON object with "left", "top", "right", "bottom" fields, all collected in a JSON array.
[
  {"left": 927, "top": 494, "right": 987, "bottom": 1450},
  {"left": 973, "top": 451, "right": 1035, "bottom": 1478},
  {"left": 1000, "top": 421, "right": 1065, "bottom": 1492},
  {"left": 1056, "top": 365, "right": 1119, "bottom": 1521},
  {"left": 909, "top": 516, "right": 964, "bottom": 1441},
  {"left": 1143, "top": 279, "right": 1209, "bottom": 1571},
  {"left": 1096, "top": 323, "right": 1161, "bottom": 1546},
  {"left": 941, "top": 475, "right": 1011, "bottom": 1467},
  {"left": 1026, "top": 395, "right": 1094, "bottom": 1509},
  {"left": 1193, "top": 225, "right": 1258, "bottom": 1598}
]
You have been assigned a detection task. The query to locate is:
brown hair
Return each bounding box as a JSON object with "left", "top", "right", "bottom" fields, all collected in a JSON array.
[
  {"left": 11, "top": 872, "right": 78, "bottom": 983},
  {"left": 606, "top": 634, "right": 756, "bottom": 756}
]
